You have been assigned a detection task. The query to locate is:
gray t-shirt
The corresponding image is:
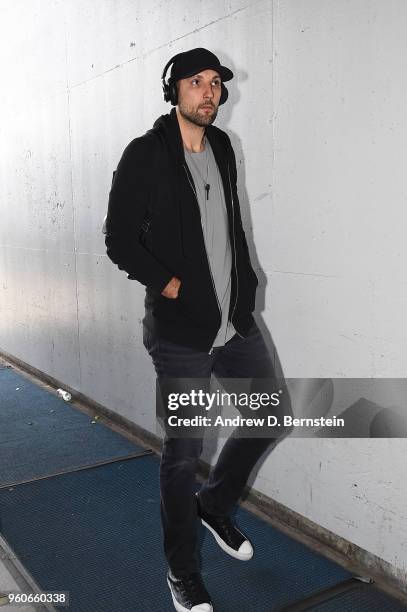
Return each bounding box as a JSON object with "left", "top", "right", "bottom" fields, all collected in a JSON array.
[{"left": 184, "top": 139, "right": 236, "bottom": 349}]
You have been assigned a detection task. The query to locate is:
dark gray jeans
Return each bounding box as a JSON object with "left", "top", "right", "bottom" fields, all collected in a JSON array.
[{"left": 143, "top": 318, "right": 283, "bottom": 577}]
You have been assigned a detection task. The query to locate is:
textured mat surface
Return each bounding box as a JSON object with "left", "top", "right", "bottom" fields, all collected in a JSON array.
[
  {"left": 1, "top": 455, "right": 354, "bottom": 612},
  {"left": 310, "top": 583, "right": 407, "bottom": 611},
  {"left": 0, "top": 367, "right": 146, "bottom": 486},
  {"left": 0, "top": 364, "right": 403, "bottom": 611}
]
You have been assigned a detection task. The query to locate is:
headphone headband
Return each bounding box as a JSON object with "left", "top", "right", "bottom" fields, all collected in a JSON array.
[{"left": 161, "top": 53, "right": 182, "bottom": 83}]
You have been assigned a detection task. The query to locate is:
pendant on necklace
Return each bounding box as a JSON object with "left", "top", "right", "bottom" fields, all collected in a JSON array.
[{"left": 205, "top": 184, "right": 210, "bottom": 200}]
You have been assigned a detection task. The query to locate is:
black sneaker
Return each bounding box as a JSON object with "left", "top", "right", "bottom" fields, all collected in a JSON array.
[
  {"left": 196, "top": 492, "right": 253, "bottom": 561},
  {"left": 167, "top": 569, "right": 213, "bottom": 612}
]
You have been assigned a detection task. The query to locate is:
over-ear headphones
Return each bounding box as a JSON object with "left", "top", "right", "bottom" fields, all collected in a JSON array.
[{"left": 161, "top": 52, "right": 229, "bottom": 106}]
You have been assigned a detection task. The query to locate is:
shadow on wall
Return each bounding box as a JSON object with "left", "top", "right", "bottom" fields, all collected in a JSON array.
[{"left": 210, "top": 49, "right": 285, "bottom": 380}]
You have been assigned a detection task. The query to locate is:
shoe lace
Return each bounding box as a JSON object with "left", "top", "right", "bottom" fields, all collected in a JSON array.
[
  {"left": 213, "top": 515, "right": 245, "bottom": 546},
  {"left": 214, "top": 516, "right": 235, "bottom": 536}
]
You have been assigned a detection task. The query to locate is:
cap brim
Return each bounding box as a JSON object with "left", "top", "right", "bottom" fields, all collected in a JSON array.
[
  {"left": 175, "top": 64, "right": 234, "bottom": 82},
  {"left": 217, "top": 65, "right": 234, "bottom": 82}
]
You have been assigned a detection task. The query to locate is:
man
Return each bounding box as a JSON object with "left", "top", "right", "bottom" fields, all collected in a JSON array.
[{"left": 105, "top": 48, "right": 289, "bottom": 612}]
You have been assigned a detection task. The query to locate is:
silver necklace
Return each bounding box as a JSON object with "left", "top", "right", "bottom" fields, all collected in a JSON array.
[{"left": 184, "top": 136, "right": 211, "bottom": 200}]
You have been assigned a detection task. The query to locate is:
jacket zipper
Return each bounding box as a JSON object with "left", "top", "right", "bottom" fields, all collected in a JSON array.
[
  {"left": 183, "top": 163, "right": 222, "bottom": 353},
  {"left": 227, "top": 164, "right": 244, "bottom": 339}
]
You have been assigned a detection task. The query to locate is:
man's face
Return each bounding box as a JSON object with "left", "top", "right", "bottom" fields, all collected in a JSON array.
[{"left": 177, "top": 69, "right": 222, "bottom": 127}]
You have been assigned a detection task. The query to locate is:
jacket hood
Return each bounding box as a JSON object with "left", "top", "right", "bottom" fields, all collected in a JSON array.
[{"left": 151, "top": 108, "right": 185, "bottom": 162}]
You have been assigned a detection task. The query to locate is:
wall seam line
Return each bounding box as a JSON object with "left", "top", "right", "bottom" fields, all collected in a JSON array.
[{"left": 63, "top": 3, "right": 82, "bottom": 392}]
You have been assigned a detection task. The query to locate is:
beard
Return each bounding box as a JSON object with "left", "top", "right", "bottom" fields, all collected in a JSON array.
[{"left": 178, "top": 100, "right": 218, "bottom": 127}]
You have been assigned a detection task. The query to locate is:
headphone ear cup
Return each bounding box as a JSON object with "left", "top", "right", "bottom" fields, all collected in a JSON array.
[
  {"left": 162, "top": 82, "right": 171, "bottom": 103},
  {"left": 170, "top": 80, "right": 178, "bottom": 106},
  {"left": 219, "top": 83, "right": 228, "bottom": 105}
]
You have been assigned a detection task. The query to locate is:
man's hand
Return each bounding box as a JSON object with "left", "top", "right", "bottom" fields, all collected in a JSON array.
[{"left": 161, "top": 276, "right": 181, "bottom": 299}]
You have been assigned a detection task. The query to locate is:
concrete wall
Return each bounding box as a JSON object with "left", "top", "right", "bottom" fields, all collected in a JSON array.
[{"left": 1, "top": 0, "right": 406, "bottom": 585}]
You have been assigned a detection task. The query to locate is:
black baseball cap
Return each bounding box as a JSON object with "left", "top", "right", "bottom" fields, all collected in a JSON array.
[{"left": 169, "top": 48, "right": 233, "bottom": 82}]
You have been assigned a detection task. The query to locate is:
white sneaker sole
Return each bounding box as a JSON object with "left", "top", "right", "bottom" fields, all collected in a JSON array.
[
  {"left": 167, "top": 577, "right": 213, "bottom": 612},
  {"left": 200, "top": 518, "right": 254, "bottom": 561}
]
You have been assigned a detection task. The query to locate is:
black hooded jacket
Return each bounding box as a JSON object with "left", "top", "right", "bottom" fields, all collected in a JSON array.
[{"left": 104, "top": 107, "right": 258, "bottom": 352}]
